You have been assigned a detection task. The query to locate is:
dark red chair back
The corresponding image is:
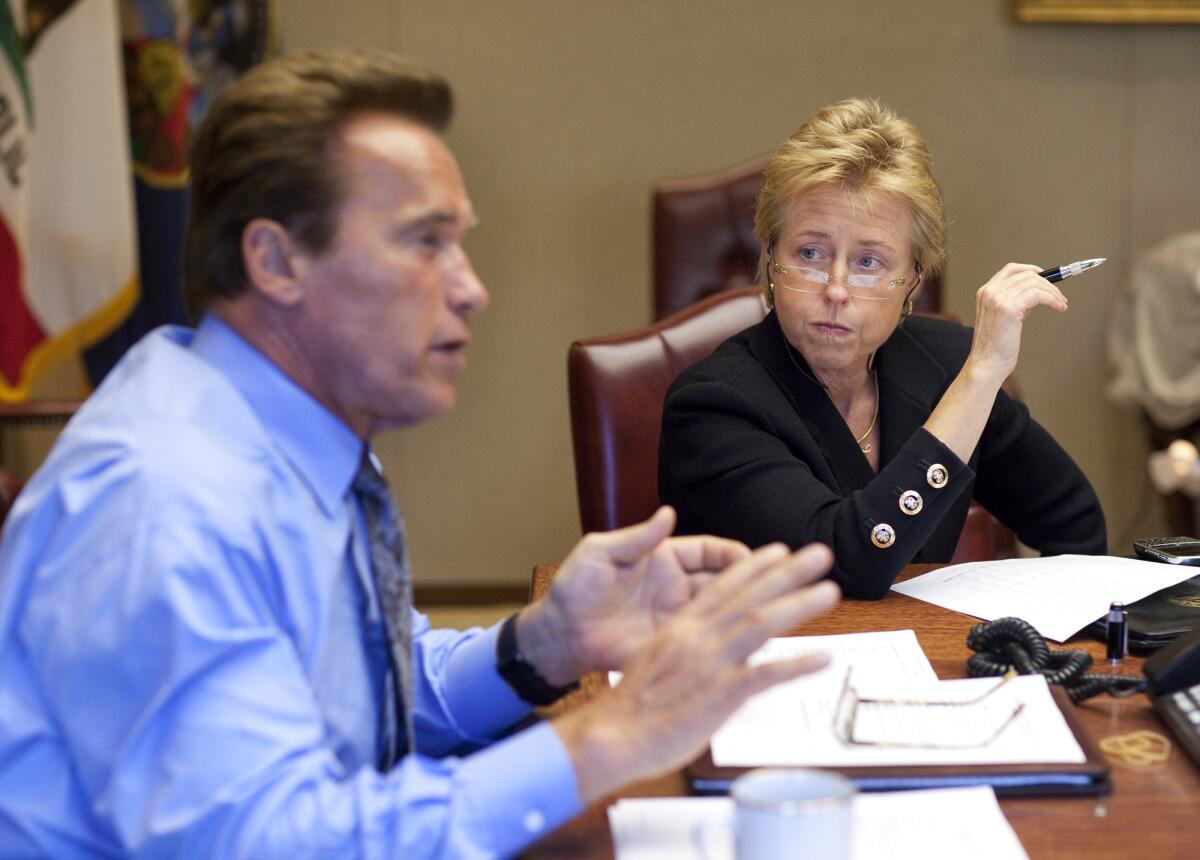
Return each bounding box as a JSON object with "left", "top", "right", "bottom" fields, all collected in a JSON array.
[
  {"left": 651, "top": 155, "right": 943, "bottom": 319},
  {"left": 569, "top": 287, "right": 766, "bottom": 533}
]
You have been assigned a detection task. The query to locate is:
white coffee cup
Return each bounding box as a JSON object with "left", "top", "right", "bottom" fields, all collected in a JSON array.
[{"left": 696, "top": 768, "right": 856, "bottom": 859}]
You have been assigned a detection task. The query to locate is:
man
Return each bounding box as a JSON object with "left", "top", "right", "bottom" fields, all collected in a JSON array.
[{"left": 0, "top": 49, "right": 839, "bottom": 857}]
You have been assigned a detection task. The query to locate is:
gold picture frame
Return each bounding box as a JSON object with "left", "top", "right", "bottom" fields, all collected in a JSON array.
[{"left": 1014, "top": 0, "right": 1200, "bottom": 22}]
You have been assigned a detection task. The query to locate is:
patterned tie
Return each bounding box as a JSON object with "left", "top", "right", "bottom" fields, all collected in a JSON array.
[{"left": 354, "top": 451, "right": 416, "bottom": 765}]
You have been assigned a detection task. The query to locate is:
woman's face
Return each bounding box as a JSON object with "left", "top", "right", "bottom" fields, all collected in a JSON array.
[{"left": 771, "top": 184, "right": 916, "bottom": 384}]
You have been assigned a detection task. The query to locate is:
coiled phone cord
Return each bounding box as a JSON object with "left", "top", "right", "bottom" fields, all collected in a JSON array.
[{"left": 965, "top": 617, "right": 1147, "bottom": 703}]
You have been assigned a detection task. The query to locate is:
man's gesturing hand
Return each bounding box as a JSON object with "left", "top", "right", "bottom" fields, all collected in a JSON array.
[
  {"left": 516, "top": 507, "right": 753, "bottom": 687},
  {"left": 551, "top": 542, "right": 840, "bottom": 804}
]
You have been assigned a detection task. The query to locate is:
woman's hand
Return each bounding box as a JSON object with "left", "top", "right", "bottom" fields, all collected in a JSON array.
[
  {"left": 966, "top": 262, "right": 1069, "bottom": 385},
  {"left": 924, "top": 262, "right": 1068, "bottom": 464}
]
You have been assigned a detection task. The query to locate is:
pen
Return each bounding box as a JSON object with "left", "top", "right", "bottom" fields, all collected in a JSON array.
[
  {"left": 1106, "top": 601, "right": 1127, "bottom": 665},
  {"left": 1038, "top": 257, "right": 1106, "bottom": 283}
]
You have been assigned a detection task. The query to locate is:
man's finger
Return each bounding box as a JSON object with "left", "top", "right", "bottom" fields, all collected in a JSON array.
[
  {"left": 582, "top": 506, "right": 676, "bottom": 565},
  {"left": 738, "top": 652, "right": 835, "bottom": 700},
  {"left": 691, "top": 542, "right": 833, "bottom": 619},
  {"left": 721, "top": 580, "right": 841, "bottom": 661},
  {"left": 686, "top": 572, "right": 718, "bottom": 597},
  {"left": 686, "top": 542, "right": 792, "bottom": 614},
  {"left": 663, "top": 534, "right": 752, "bottom": 573}
]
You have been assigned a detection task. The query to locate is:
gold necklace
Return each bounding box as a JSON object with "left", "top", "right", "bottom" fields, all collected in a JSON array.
[
  {"left": 855, "top": 372, "right": 879, "bottom": 454},
  {"left": 780, "top": 328, "right": 879, "bottom": 453}
]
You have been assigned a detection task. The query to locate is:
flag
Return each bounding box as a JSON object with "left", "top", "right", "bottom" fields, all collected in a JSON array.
[
  {"left": 83, "top": 0, "right": 276, "bottom": 384},
  {"left": 0, "top": 0, "right": 138, "bottom": 402}
]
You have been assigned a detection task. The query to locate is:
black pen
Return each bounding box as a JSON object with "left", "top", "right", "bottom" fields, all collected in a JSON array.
[
  {"left": 1106, "top": 601, "right": 1128, "bottom": 665},
  {"left": 1038, "top": 257, "right": 1106, "bottom": 283}
]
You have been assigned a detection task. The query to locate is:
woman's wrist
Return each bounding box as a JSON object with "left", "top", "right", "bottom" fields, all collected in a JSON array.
[{"left": 958, "top": 353, "right": 1009, "bottom": 396}]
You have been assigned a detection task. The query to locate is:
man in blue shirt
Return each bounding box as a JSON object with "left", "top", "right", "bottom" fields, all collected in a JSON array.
[{"left": 0, "top": 49, "right": 840, "bottom": 857}]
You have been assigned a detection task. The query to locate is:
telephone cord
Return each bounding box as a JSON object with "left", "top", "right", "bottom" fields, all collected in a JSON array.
[{"left": 965, "top": 617, "right": 1147, "bottom": 703}]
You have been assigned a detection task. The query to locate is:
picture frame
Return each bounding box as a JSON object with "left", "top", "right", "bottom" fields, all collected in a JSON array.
[{"left": 1013, "top": 0, "right": 1200, "bottom": 23}]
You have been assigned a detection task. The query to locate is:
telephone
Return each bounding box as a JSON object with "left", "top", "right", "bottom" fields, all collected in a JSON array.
[
  {"left": 1133, "top": 536, "right": 1200, "bottom": 566},
  {"left": 1144, "top": 627, "right": 1200, "bottom": 766}
]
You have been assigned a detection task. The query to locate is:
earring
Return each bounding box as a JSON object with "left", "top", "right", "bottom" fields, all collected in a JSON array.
[
  {"left": 901, "top": 297, "right": 913, "bottom": 319},
  {"left": 767, "top": 280, "right": 776, "bottom": 308}
]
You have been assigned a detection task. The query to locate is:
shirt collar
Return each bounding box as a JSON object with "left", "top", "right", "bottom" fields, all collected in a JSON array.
[{"left": 190, "top": 315, "right": 363, "bottom": 517}]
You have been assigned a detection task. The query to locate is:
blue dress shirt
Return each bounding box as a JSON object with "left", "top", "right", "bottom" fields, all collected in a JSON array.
[{"left": 0, "top": 317, "right": 581, "bottom": 858}]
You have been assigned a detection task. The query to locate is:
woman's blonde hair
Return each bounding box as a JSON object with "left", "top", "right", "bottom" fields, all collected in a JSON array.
[{"left": 754, "top": 98, "right": 945, "bottom": 304}]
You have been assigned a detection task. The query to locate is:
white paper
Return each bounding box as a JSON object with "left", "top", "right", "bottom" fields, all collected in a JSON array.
[
  {"left": 713, "top": 671, "right": 1083, "bottom": 767},
  {"left": 702, "top": 630, "right": 936, "bottom": 765},
  {"left": 890, "top": 554, "right": 1197, "bottom": 642},
  {"left": 610, "top": 628, "right": 935, "bottom": 690},
  {"left": 609, "top": 786, "right": 1029, "bottom": 860}
]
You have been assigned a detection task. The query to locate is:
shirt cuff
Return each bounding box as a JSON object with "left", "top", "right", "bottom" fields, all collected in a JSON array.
[
  {"left": 442, "top": 620, "right": 531, "bottom": 738},
  {"left": 455, "top": 720, "right": 583, "bottom": 856}
]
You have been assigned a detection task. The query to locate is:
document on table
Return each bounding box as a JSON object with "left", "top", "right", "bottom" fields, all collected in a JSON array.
[
  {"left": 712, "top": 669, "right": 1083, "bottom": 767},
  {"left": 608, "top": 786, "right": 1029, "bottom": 860},
  {"left": 890, "top": 554, "right": 1198, "bottom": 642},
  {"left": 609, "top": 628, "right": 936, "bottom": 689},
  {"left": 696, "top": 630, "right": 935, "bottom": 765}
]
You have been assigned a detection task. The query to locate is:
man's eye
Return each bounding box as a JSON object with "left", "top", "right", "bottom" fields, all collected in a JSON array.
[{"left": 416, "top": 232, "right": 448, "bottom": 251}]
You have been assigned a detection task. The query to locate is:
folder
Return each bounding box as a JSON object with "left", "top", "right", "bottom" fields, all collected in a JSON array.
[{"left": 687, "top": 687, "right": 1110, "bottom": 797}]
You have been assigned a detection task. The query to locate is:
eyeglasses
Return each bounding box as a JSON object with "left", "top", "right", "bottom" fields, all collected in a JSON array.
[
  {"left": 769, "top": 255, "right": 915, "bottom": 301},
  {"left": 832, "top": 670, "right": 1025, "bottom": 749}
]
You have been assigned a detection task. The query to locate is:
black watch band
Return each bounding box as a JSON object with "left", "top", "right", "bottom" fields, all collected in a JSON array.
[{"left": 496, "top": 613, "right": 579, "bottom": 706}]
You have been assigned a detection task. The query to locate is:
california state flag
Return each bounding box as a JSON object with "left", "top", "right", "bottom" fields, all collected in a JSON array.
[{"left": 0, "top": 0, "right": 137, "bottom": 402}]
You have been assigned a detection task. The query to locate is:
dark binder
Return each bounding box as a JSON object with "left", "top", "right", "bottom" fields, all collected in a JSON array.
[
  {"left": 1090, "top": 572, "right": 1200, "bottom": 651},
  {"left": 687, "top": 686, "right": 1110, "bottom": 798}
]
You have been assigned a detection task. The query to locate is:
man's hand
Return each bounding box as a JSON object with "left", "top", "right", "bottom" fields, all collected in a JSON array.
[
  {"left": 516, "top": 507, "right": 751, "bottom": 686},
  {"left": 551, "top": 542, "right": 839, "bottom": 804}
]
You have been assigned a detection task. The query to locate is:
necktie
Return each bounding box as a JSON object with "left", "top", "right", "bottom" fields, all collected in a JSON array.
[{"left": 354, "top": 451, "right": 416, "bottom": 766}]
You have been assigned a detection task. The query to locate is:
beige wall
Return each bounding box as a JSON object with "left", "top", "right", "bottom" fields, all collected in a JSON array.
[
  {"left": 272, "top": 1, "right": 1200, "bottom": 585},
  {"left": 10, "top": 2, "right": 1195, "bottom": 585}
]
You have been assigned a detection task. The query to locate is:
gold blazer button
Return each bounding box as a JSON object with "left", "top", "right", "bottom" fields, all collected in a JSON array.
[{"left": 899, "top": 490, "right": 924, "bottom": 515}]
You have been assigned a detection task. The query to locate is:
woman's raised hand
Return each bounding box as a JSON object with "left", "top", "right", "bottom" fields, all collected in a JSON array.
[{"left": 966, "top": 262, "right": 1069, "bottom": 384}]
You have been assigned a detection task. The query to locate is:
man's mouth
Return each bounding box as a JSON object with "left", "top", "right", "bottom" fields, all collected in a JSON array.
[{"left": 431, "top": 339, "right": 470, "bottom": 371}]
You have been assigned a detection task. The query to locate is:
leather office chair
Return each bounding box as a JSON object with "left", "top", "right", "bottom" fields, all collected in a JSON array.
[
  {"left": 568, "top": 287, "right": 1012, "bottom": 564},
  {"left": 569, "top": 287, "right": 767, "bottom": 535},
  {"left": 0, "top": 400, "right": 81, "bottom": 531},
  {"left": 0, "top": 468, "right": 20, "bottom": 529},
  {"left": 652, "top": 155, "right": 944, "bottom": 320}
]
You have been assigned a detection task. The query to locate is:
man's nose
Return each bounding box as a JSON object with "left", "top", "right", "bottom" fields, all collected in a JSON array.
[{"left": 449, "top": 252, "right": 490, "bottom": 315}]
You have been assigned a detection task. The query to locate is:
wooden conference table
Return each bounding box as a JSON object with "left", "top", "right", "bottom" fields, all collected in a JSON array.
[{"left": 525, "top": 564, "right": 1200, "bottom": 860}]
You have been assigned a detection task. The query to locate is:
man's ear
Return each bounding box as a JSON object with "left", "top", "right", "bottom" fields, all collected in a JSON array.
[{"left": 241, "top": 218, "right": 307, "bottom": 307}]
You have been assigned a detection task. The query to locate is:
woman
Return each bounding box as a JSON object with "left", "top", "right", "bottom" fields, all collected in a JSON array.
[{"left": 658, "top": 98, "right": 1106, "bottom": 599}]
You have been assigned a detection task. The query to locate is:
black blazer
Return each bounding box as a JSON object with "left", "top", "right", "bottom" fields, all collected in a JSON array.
[{"left": 659, "top": 312, "right": 1106, "bottom": 599}]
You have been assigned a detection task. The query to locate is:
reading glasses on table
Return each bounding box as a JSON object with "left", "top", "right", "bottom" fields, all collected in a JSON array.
[{"left": 832, "top": 670, "right": 1026, "bottom": 749}]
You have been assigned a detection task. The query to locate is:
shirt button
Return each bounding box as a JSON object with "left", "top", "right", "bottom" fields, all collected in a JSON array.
[{"left": 523, "top": 809, "right": 547, "bottom": 833}]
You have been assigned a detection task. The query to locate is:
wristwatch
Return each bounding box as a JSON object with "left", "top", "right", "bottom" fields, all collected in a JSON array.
[{"left": 496, "top": 613, "right": 579, "bottom": 706}]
